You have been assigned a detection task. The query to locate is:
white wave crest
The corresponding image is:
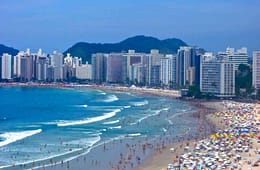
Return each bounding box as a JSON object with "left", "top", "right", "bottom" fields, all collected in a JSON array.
[
  {"left": 126, "top": 133, "right": 141, "bottom": 137},
  {"left": 103, "top": 95, "right": 119, "bottom": 102},
  {"left": 108, "top": 126, "right": 122, "bottom": 129},
  {"left": 96, "top": 90, "right": 106, "bottom": 95},
  {"left": 0, "top": 129, "right": 42, "bottom": 147},
  {"left": 130, "top": 100, "right": 148, "bottom": 106},
  {"left": 74, "top": 104, "right": 88, "bottom": 108},
  {"left": 57, "top": 109, "right": 121, "bottom": 127},
  {"left": 103, "top": 119, "right": 120, "bottom": 125},
  {"left": 130, "top": 108, "right": 169, "bottom": 125}
]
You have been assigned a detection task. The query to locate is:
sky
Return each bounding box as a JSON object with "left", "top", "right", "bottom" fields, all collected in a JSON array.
[{"left": 1, "top": 0, "right": 260, "bottom": 55}]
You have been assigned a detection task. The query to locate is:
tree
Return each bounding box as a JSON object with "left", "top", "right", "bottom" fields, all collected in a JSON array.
[
  {"left": 235, "top": 64, "right": 252, "bottom": 96},
  {"left": 187, "top": 85, "right": 202, "bottom": 98}
]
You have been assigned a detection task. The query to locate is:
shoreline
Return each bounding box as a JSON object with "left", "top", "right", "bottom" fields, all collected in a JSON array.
[
  {"left": 0, "top": 82, "right": 182, "bottom": 98},
  {"left": 0, "top": 83, "right": 220, "bottom": 170},
  {"left": 134, "top": 100, "right": 225, "bottom": 170},
  {"left": 1, "top": 83, "right": 258, "bottom": 170}
]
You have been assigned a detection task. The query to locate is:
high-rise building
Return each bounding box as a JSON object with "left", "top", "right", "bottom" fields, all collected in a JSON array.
[
  {"left": 91, "top": 53, "right": 107, "bottom": 84},
  {"left": 122, "top": 50, "right": 149, "bottom": 85},
  {"left": 200, "top": 53, "right": 235, "bottom": 97},
  {"left": 51, "top": 51, "right": 63, "bottom": 81},
  {"left": 148, "top": 49, "right": 163, "bottom": 86},
  {"left": 76, "top": 62, "right": 92, "bottom": 80},
  {"left": 13, "top": 54, "right": 21, "bottom": 78},
  {"left": 73, "top": 57, "right": 81, "bottom": 68},
  {"left": 64, "top": 53, "right": 73, "bottom": 66},
  {"left": 218, "top": 47, "right": 248, "bottom": 70},
  {"left": 1, "top": 53, "right": 12, "bottom": 79},
  {"left": 129, "top": 63, "right": 146, "bottom": 85},
  {"left": 176, "top": 46, "right": 202, "bottom": 87},
  {"left": 36, "top": 56, "right": 48, "bottom": 81},
  {"left": 176, "top": 47, "right": 193, "bottom": 87},
  {"left": 106, "top": 54, "right": 127, "bottom": 83},
  {"left": 160, "top": 54, "right": 177, "bottom": 87},
  {"left": 253, "top": 51, "right": 260, "bottom": 89},
  {"left": 20, "top": 56, "right": 33, "bottom": 82}
]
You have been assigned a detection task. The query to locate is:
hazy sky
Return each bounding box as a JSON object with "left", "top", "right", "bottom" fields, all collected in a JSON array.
[{"left": 1, "top": 0, "right": 260, "bottom": 55}]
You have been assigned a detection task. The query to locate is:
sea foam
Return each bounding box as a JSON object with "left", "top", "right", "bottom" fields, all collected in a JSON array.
[
  {"left": 131, "top": 107, "right": 169, "bottom": 125},
  {"left": 130, "top": 100, "right": 148, "bottom": 107},
  {"left": 0, "top": 129, "right": 42, "bottom": 147},
  {"left": 57, "top": 109, "right": 121, "bottom": 127},
  {"left": 103, "top": 119, "right": 120, "bottom": 125},
  {"left": 103, "top": 95, "right": 119, "bottom": 102}
]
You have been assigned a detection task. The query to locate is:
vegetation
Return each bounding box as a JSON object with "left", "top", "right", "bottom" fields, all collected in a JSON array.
[
  {"left": 64, "top": 35, "right": 187, "bottom": 64},
  {"left": 187, "top": 85, "right": 202, "bottom": 98},
  {"left": 235, "top": 64, "right": 253, "bottom": 97}
]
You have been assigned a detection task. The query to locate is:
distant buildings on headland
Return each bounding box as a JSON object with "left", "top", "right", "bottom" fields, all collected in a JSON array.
[{"left": 1, "top": 46, "right": 260, "bottom": 98}]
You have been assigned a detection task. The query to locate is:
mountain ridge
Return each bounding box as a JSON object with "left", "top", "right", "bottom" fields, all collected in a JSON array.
[{"left": 64, "top": 35, "right": 187, "bottom": 63}]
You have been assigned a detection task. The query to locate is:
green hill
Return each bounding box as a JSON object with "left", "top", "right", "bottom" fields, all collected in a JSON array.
[
  {"left": 0, "top": 44, "right": 19, "bottom": 56},
  {"left": 64, "top": 35, "right": 187, "bottom": 63}
]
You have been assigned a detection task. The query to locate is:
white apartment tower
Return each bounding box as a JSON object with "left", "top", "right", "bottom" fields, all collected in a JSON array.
[
  {"left": 51, "top": 51, "right": 63, "bottom": 81},
  {"left": 200, "top": 53, "right": 235, "bottom": 97},
  {"left": 218, "top": 47, "right": 248, "bottom": 70},
  {"left": 160, "top": 54, "right": 176, "bottom": 87},
  {"left": 14, "top": 53, "right": 22, "bottom": 78},
  {"left": 76, "top": 62, "right": 92, "bottom": 80},
  {"left": 253, "top": 51, "right": 260, "bottom": 89},
  {"left": 1, "top": 53, "right": 12, "bottom": 79}
]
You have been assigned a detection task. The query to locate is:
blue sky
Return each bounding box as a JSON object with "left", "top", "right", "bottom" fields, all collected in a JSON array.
[{"left": 1, "top": 0, "right": 260, "bottom": 55}]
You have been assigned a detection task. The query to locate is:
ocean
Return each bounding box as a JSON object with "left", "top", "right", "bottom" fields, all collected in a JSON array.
[{"left": 0, "top": 86, "right": 199, "bottom": 169}]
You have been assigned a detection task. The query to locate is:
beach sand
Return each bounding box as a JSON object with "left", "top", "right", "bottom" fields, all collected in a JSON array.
[
  {"left": 134, "top": 101, "right": 225, "bottom": 170},
  {"left": 134, "top": 101, "right": 260, "bottom": 170}
]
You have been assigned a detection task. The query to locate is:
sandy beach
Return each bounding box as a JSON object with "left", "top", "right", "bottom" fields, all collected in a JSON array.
[
  {"left": 134, "top": 101, "right": 225, "bottom": 170},
  {"left": 135, "top": 101, "right": 260, "bottom": 170}
]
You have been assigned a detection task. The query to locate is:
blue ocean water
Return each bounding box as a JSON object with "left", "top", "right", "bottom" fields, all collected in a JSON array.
[{"left": 0, "top": 86, "right": 196, "bottom": 168}]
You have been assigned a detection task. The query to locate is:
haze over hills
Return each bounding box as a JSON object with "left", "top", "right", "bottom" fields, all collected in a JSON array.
[
  {"left": 0, "top": 44, "right": 19, "bottom": 56},
  {"left": 64, "top": 35, "right": 187, "bottom": 64}
]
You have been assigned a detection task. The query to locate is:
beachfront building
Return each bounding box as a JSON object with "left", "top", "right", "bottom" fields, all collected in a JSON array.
[
  {"left": 72, "top": 57, "right": 82, "bottom": 68},
  {"left": 1, "top": 53, "right": 12, "bottom": 80},
  {"left": 36, "top": 56, "right": 48, "bottom": 81},
  {"left": 76, "top": 62, "right": 92, "bottom": 80},
  {"left": 92, "top": 53, "right": 107, "bottom": 84},
  {"left": 148, "top": 49, "right": 163, "bottom": 86},
  {"left": 253, "top": 51, "right": 260, "bottom": 89},
  {"left": 129, "top": 63, "right": 147, "bottom": 85},
  {"left": 123, "top": 50, "right": 149, "bottom": 85},
  {"left": 200, "top": 53, "right": 235, "bottom": 97},
  {"left": 106, "top": 53, "right": 127, "bottom": 83},
  {"left": 176, "top": 46, "right": 199, "bottom": 87},
  {"left": 160, "top": 54, "right": 177, "bottom": 87},
  {"left": 50, "top": 51, "right": 63, "bottom": 81},
  {"left": 20, "top": 55, "right": 33, "bottom": 82},
  {"left": 13, "top": 53, "right": 22, "bottom": 78},
  {"left": 218, "top": 47, "right": 248, "bottom": 71}
]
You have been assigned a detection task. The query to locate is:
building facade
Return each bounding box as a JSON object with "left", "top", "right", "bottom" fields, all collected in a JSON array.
[
  {"left": 1, "top": 53, "right": 12, "bottom": 79},
  {"left": 92, "top": 53, "right": 107, "bottom": 84},
  {"left": 106, "top": 54, "right": 127, "bottom": 83},
  {"left": 200, "top": 53, "right": 235, "bottom": 97},
  {"left": 253, "top": 51, "right": 260, "bottom": 89}
]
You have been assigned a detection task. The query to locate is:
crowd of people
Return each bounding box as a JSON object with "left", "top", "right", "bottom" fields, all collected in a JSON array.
[{"left": 166, "top": 101, "right": 260, "bottom": 170}]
